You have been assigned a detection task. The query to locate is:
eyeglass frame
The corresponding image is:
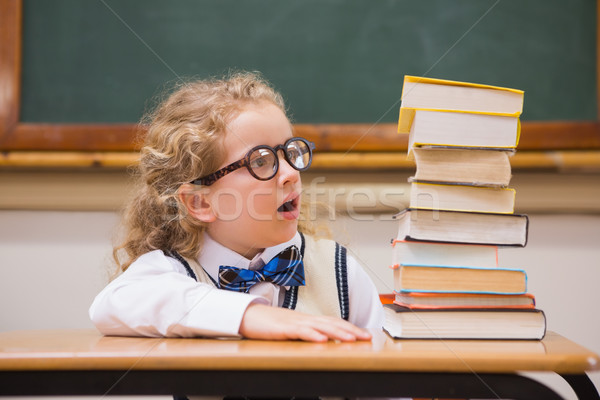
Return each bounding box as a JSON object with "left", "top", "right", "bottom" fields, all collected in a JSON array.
[{"left": 190, "top": 136, "right": 316, "bottom": 186}]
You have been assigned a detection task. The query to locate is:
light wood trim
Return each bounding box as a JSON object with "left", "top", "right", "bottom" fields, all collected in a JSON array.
[
  {"left": 2, "top": 170, "right": 599, "bottom": 212},
  {"left": 510, "top": 150, "right": 600, "bottom": 169},
  {"left": 3, "top": 150, "right": 600, "bottom": 170},
  {"left": 314, "top": 150, "right": 600, "bottom": 170},
  {"left": 0, "top": 329, "right": 597, "bottom": 373},
  {"left": 0, "top": 150, "right": 140, "bottom": 168}
]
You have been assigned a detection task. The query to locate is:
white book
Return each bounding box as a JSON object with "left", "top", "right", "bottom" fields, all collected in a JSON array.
[
  {"left": 411, "top": 147, "right": 513, "bottom": 187},
  {"left": 394, "top": 208, "right": 529, "bottom": 247},
  {"left": 392, "top": 240, "right": 498, "bottom": 269},
  {"left": 384, "top": 304, "right": 546, "bottom": 340}
]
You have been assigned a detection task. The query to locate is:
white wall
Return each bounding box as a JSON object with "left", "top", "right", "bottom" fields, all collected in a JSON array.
[
  {"left": 0, "top": 209, "right": 599, "bottom": 399},
  {"left": 0, "top": 210, "right": 118, "bottom": 331}
]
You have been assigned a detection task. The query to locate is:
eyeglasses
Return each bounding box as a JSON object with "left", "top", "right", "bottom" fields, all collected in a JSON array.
[{"left": 191, "top": 137, "right": 315, "bottom": 186}]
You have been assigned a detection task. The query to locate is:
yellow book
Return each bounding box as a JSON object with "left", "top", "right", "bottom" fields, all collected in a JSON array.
[
  {"left": 399, "top": 75, "right": 524, "bottom": 117},
  {"left": 398, "top": 76, "right": 524, "bottom": 152},
  {"left": 409, "top": 181, "right": 516, "bottom": 214},
  {"left": 399, "top": 108, "right": 521, "bottom": 150}
]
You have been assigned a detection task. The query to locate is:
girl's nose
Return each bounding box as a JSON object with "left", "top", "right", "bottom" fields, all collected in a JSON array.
[{"left": 276, "top": 152, "right": 300, "bottom": 186}]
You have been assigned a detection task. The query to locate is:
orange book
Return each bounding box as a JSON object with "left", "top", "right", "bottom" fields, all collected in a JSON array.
[{"left": 379, "top": 293, "right": 395, "bottom": 305}]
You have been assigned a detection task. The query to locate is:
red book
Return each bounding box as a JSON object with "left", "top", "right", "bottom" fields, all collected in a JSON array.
[{"left": 394, "top": 291, "right": 536, "bottom": 310}]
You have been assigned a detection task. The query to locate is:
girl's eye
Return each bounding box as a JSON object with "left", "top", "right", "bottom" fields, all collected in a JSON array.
[
  {"left": 249, "top": 149, "right": 275, "bottom": 172},
  {"left": 286, "top": 141, "right": 310, "bottom": 167},
  {"left": 251, "top": 157, "right": 268, "bottom": 168},
  {"left": 287, "top": 148, "right": 300, "bottom": 160}
]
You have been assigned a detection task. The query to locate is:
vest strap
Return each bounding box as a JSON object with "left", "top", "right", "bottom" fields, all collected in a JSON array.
[
  {"left": 334, "top": 243, "right": 350, "bottom": 321},
  {"left": 167, "top": 250, "right": 197, "bottom": 281}
]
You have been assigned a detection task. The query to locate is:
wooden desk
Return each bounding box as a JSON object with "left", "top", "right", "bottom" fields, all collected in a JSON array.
[{"left": 0, "top": 329, "right": 598, "bottom": 399}]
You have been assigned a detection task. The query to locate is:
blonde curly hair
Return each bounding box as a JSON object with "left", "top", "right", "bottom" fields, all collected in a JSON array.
[{"left": 113, "top": 72, "right": 318, "bottom": 274}]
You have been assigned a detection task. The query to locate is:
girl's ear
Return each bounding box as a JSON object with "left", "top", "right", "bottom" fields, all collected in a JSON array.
[{"left": 178, "top": 184, "right": 216, "bottom": 222}]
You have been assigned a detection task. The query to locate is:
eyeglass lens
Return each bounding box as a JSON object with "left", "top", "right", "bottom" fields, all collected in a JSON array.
[
  {"left": 249, "top": 148, "right": 277, "bottom": 179},
  {"left": 248, "top": 139, "right": 311, "bottom": 180}
]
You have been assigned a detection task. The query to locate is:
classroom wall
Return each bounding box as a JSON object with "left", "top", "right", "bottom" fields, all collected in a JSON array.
[
  {"left": 0, "top": 169, "right": 599, "bottom": 400},
  {"left": 3, "top": 2, "right": 599, "bottom": 399}
]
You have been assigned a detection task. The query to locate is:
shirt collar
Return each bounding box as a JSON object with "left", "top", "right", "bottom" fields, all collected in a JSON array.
[{"left": 198, "top": 231, "right": 302, "bottom": 282}]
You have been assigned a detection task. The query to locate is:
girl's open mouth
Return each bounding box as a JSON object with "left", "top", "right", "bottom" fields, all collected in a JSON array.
[{"left": 277, "top": 194, "right": 300, "bottom": 220}]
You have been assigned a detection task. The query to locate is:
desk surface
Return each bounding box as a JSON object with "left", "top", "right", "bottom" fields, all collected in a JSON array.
[{"left": 0, "top": 329, "right": 598, "bottom": 374}]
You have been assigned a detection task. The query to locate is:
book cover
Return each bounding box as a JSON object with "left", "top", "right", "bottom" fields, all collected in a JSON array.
[
  {"left": 383, "top": 303, "right": 546, "bottom": 340},
  {"left": 394, "top": 208, "right": 529, "bottom": 247},
  {"left": 392, "top": 264, "right": 527, "bottom": 295},
  {"left": 409, "top": 181, "right": 516, "bottom": 214}
]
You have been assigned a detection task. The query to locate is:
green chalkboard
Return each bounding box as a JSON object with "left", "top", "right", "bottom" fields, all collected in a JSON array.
[{"left": 20, "top": 0, "right": 597, "bottom": 124}]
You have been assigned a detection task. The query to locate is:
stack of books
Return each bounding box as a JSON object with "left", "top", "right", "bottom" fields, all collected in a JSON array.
[{"left": 383, "top": 76, "right": 546, "bottom": 340}]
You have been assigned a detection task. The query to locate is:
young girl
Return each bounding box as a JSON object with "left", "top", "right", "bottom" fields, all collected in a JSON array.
[{"left": 89, "top": 72, "right": 384, "bottom": 342}]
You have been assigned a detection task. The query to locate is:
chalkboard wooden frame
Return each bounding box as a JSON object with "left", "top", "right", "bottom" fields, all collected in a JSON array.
[{"left": 1, "top": 0, "right": 600, "bottom": 165}]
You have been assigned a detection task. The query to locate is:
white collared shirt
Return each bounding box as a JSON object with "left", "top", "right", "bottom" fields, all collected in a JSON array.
[
  {"left": 89, "top": 232, "right": 384, "bottom": 338},
  {"left": 199, "top": 232, "right": 303, "bottom": 307}
]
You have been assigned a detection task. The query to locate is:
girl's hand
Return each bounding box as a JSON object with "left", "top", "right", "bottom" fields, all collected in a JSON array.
[{"left": 239, "top": 303, "right": 372, "bottom": 342}]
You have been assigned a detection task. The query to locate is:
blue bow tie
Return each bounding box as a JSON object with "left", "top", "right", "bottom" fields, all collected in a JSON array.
[{"left": 218, "top": 245, "right": 305, "bottom": 293}]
